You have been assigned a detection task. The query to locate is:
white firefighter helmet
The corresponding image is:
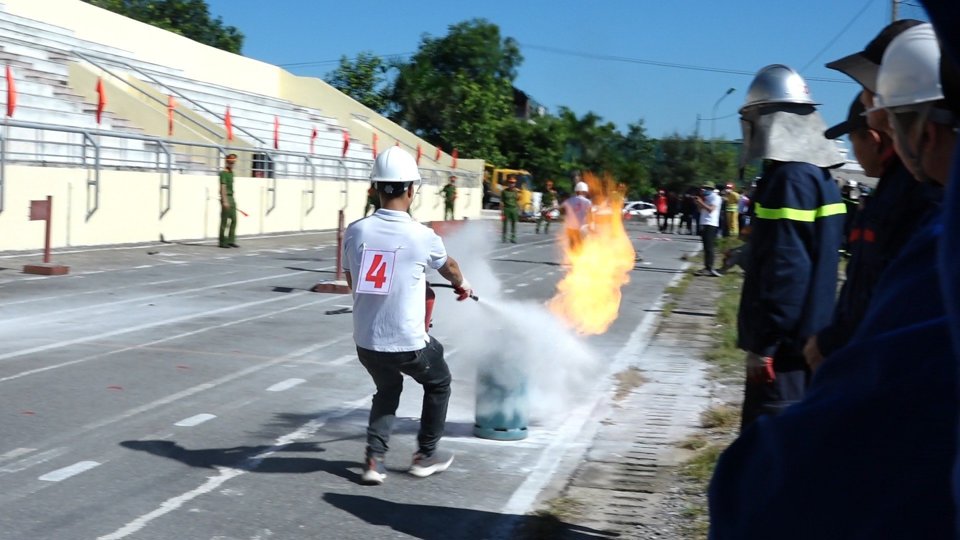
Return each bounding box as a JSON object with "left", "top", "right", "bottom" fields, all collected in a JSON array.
[
  {"left": 740, "top": 64, "right": 818, "bottom": 113},
  {"left": 574, "top": 181, "right": 589, "bottom": 193},
  {"left": 370, "top": 146, "right": 421, "bottom": 185},
  {"left": 873, "top": 24, "right": 942, "bottom": 111}
]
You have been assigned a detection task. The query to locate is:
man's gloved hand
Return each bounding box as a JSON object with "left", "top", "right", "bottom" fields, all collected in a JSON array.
[
  {"left": 453, "top": 278, "right": 473, "bottom": 302},
  {"left": 745, "top": 352, "right": 776, "bottom": 384}
]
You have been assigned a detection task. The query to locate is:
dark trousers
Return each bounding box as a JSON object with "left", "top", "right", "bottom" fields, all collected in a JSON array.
[
  {"left": 740, "top": 355, "right": 808, "bottom": 430},
  {"left": 444, "top": 204, "right": 454, "bottom": 221},
  {"left": 219, "top": 197, "right": 237, "bottom": 246},
  {"left": 700, "top": 224, "right": 717, "bottom": 270},
  {"left": 356, "top": 337, "right": 451, "bottom": 458}
]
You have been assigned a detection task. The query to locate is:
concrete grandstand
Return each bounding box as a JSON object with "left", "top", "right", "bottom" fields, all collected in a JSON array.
[{"left": 0, "top": 0, "right": 482, "bottom": 252}]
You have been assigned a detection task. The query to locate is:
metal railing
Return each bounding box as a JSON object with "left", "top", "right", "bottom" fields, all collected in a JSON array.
[{"left": 0, "top": 120, "right": 480, "bottom": 218}]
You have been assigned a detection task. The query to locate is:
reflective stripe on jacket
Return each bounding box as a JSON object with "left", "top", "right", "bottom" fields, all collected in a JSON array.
[{"left": 737, "top": 161, "right": 845, "bottom": 358}]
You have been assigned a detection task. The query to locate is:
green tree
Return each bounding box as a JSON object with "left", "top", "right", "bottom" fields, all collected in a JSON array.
[
  {"left": 325, "top": 51, "right": 392, "bottom": 114},
  {"left": 618, "top": 120, "right": 657, "bottom": 198},
  {"left": 391, "top": 18, "right": 521, "bottom": 162},
  {"left": 82, "top": 0, "right": 244, "bottom": 54}
]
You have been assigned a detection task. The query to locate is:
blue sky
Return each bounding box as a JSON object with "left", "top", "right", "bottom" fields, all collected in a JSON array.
[{"left": 205, "top": 0, "right": 929, "bottom": 140}]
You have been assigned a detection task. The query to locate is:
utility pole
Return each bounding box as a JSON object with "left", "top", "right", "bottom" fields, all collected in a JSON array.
[
  {"left": 892, "top": 0, "right": 898, "bottom": 22},
  {"left": 695, "top": 114, "right": 701, "bottom": 138}
]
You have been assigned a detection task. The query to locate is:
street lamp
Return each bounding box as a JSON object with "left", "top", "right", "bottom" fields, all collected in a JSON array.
[{"left": 711, "top": 87, "right": 736, "bottom": 144}]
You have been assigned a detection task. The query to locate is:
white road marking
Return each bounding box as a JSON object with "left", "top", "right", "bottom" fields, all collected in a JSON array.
[
  {"left": 504, "top": 289, "right": 515, "bottom": 294},
  {"left": 0, "top": 447, "right": 35, "bottom": 462},
  {"left": 496, "top": 291, "right": 666, "bottom": 523},
  {"left": 0, "top": 448, "right": 68, "bottom": 474},
  {"left": 0, "top": 294, "right": 340, "bottom": 384},
  {"left": 97, "top": 397, "right": 370, "bottom": 540},
  {"left": 0, "top": 268, "right": 330, "bottom": 363},
  {"left": 132, "top": 265, "right": 153, "bottom": 269},
  {"left": 266, "top": 378, "right": 306, "bottom": 392},
  {"left": 516, "top": 283, "right": 528, "bottom": 288},
  {"left": 81, "top": 271, "right": 105, "bottom": 275},
  {"left": 39, "top": 461, "right": 100, "bottom": 482},
  {"left": 80, "top": 335, "right": 352, "bottom": 433},
  {"left": 533, "top": 277, "right": 544, "bottom": 282},
  {"left": 326, "top": 355, "right": 355, "bottom": 366},
  {"left": 174, "top": 414, "right": 216, "bottom": 427}
]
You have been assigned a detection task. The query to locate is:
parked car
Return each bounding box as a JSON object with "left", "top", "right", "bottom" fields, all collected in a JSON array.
[{"left": 623, "top": 201, "right": 656, "bottom": 221}]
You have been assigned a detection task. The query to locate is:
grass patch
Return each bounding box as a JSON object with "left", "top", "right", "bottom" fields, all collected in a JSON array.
[
  {"left": 681, "top": 444, "right": 724, "bottom": 488},
  {"left": 701, "top": 405, "right": 740, "bottom": 429},
  {"left": 678, "top": 434, "right": 709, "bottom": 451},
  {"left": 613, "top": 367, "right": 647, "bottom": 402},
  {"left": 515, "top": 497, "right": 585, "bottom": 539}
]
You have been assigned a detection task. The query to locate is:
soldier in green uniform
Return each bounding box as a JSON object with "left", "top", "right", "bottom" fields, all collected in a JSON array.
[
  {"left": 500, "top": 175, "right": 520, "bottom": 243},
  {"left": 535, "top": 179, "right": 558, "bottom": 234},
  {"left": 219, "top": 153, "right": 239, "bottom": 248},
  {"left": 441, "top": 175, "right": 457, "bottom": 220}
]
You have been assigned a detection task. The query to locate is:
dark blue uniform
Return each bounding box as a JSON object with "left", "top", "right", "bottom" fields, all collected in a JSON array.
[
  {"left": 737, "top": 161, "right": 844, "bottom": 428},
  {"left": 710, "top": 208, "right": 956, "bottom": 540},
  {"left": 919, "top": 3, "right": 960, "bottom": 533},
  {"left": 816, "top": 158, "right": 941, "bottom": 356}
]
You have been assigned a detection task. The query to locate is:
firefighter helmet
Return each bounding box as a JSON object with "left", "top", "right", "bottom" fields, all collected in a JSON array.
[{"left": 740, "top": 64, "right": 818, "bottom": 113}]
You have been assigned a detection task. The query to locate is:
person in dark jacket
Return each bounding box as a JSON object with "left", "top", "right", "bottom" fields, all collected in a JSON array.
[
  {"left": 709, "top": 23, "right": 958, "bottom": 539},
  {"left": 804, "top": 22, "right": 942, "bottom": 370},
  {"left": 734, "top": 64, "right": 845, "bottom": 430}
]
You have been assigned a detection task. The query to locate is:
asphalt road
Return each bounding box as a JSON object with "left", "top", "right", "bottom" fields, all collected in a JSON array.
[{"left": 0, "top": 218, "right": 698, "bottom": 540}]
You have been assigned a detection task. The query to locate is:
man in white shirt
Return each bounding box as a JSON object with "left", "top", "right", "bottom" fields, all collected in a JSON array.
[
  {"left": 695, "top": 183, "right": 722, "bottom": 276},
  {"left": 342, "top": 147, "right": 473, "bottom": 485},
  {"left": 562, "top": 181, "right": 593, "bottom": 253}
]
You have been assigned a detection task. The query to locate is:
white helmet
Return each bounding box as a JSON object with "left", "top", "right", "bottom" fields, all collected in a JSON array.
[
  {"left": 740, "top": 64, "right": 818, "bottom": 113},
  {"left": 873, "top": 24, "right": 942, "bottom": 111},
  {"left": 370, "top": 146, "right": 421, "bottom": 184},
  {"left": 574, "top": 181, "right": 589, "bottom": 193}
]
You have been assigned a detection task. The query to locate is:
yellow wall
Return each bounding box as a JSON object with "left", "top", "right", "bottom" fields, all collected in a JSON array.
[{"left": 1, "top": 165, "right": 480, "bottom": 252}]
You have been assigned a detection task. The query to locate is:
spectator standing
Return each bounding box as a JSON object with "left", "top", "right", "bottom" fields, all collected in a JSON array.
[
  {"left": 694, "top": 184, "right": 722, "bottom": 276},
  {"left": 709, "top": 24, "right": 959, "bottom": 539},
  {"left": 733, "top": 64, "right": 845, "bottom": 430}
]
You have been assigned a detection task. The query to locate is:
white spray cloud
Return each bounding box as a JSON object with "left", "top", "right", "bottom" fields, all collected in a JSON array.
[{"left": 430, "top": 221, "right": 602, "bottom": 424}]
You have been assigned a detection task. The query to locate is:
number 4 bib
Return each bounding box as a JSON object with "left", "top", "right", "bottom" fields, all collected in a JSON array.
[{"left": 356, "top": 249, "right": 397, "bottom": 295}]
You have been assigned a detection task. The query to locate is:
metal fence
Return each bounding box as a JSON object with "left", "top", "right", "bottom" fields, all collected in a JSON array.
[{"left": 0, "top": 119, "right": 480, "bottom": 218}]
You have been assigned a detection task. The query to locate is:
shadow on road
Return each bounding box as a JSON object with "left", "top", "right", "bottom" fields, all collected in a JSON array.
[
  {"left": 119, "top": 440, "right": 363, "bottom": 484},
  {"left": 323, "top": 493, "right": 617, "bottom": 540}
]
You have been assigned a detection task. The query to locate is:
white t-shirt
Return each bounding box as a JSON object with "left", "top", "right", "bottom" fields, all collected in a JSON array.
[
  {"left": 699, "top": 190, "right": 721, "bottom": 227},
  {"left": 342, "top": 209, "right": 448, "bottom": 352},
  {"left": 563, "top": 195, "right": 592, "bottom": 230}
]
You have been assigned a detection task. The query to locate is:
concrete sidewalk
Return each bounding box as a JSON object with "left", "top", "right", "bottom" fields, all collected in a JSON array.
[{"left": 530, "top": 271, "right": 726, "bottom": 539}]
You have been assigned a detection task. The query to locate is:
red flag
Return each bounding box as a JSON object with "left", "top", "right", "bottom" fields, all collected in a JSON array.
[
  {"left": 167, "top": 95, "right": 176, "bottom": 136},
  {"left": 434, "top": 147, "right": 442, "bottom": 161},
  {"left": 224, "top": 106, "right": 234, "bottom": 141},
  {"left": 95, "top": 78, "right": 106, "bottom": 125},
  {"left": 341, "top": 130, "right": 349, "bottom": 158},
  {"left": 310, "top": 126, "right": 318, "bottom": 154},
  {"left": 372, "top": 133, "right": 378, "bottom": 159},
  {"left": 451, "top": 148, "right": 459, "bottom": 169},
  {"left": 416, "top": 144, "right": 423, "bottom": 165},
  {"left": 273, "top": 116, "right": 280, "bottom": 149},
  {"left": 5, "top": 66, "right": 16, "bottom": 118}
]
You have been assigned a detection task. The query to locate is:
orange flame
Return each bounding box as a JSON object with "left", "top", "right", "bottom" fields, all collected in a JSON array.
[{"left": 548, "top": 173, "right": 635, "bottom": 335}]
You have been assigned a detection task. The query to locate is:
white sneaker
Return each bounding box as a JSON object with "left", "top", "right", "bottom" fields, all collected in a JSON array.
[
  {"left": 409, "top": 450, "right": 454, "bottom": 478},
  {"left": 361, "top": 456, "right": 387, "bottom": 485}
]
